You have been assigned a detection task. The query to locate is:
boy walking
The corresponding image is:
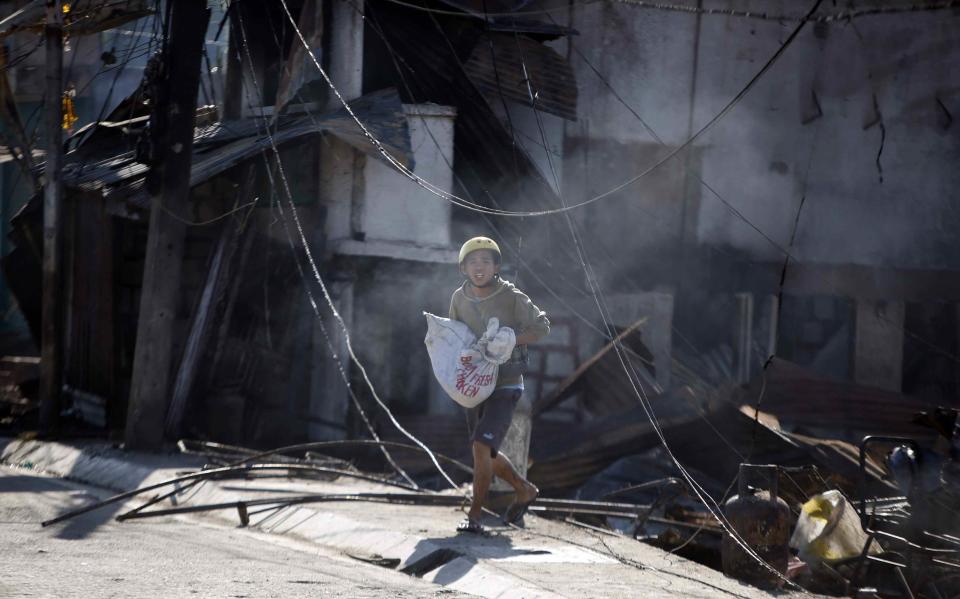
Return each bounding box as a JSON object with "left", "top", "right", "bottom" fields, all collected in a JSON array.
[{"left": 449, "top": 237, "right": 550, "bottom": 533}]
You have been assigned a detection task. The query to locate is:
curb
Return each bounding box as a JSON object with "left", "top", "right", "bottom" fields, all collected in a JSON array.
[{"left": 1, "top": 437, "right": 562, "bottom": 599}]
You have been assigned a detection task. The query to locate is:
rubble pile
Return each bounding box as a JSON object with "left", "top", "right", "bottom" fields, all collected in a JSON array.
[{"left": 515, "top": 327, "right": 960, "bottom": 597}]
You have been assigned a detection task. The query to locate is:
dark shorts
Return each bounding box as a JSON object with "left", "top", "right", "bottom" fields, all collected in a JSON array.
[{"left": 466, "top": 387, "right": 522, "bottom": 457}]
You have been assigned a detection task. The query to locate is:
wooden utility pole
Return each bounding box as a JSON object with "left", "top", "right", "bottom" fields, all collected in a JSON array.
[
  {"left": 125, "top": 0, "right": 211, "bottom": 450},
  {"left": 38, "top": 0, "right": 63, "bottom": 435}
]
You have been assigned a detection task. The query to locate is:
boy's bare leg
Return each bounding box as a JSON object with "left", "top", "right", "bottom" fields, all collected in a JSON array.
[
  {"left": 468, "top": 441, "right": 538, "bottom": 522},
  {"left": 468, "top": 441, "right": 494, "bottom": 521},
  {"left": 492, "top": 452, "right": 539, "bottom": 506}
]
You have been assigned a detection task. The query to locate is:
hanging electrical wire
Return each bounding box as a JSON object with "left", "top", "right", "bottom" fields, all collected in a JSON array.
[
  {"left": 611, "top": 0, "right": 959, "bottom": 22},
  {"left": 230, "top": 24, "right": 418, "bottom": 488},
  {"left": 354, "top": 0, "right": 676, "bottom": 389},
  {"left": 275, "top": 0, "right": 823, "bottom": 586},
  {"left": 274, "top": 0, "right": 812, "bottom": 249},
  {"left": 372, "top": 0, "right": 957, "bottom": 22},
  {"left": 503, "top": 8, "right": 807, "bottom": 589},
  {"left": 239, "top": 0, "right": 960, "bottom": 587},
  {"left": 233, "top": 5, "right": 439, "bottom": 491}
]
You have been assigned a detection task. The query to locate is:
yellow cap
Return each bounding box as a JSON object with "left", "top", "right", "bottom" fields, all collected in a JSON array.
[{"left": 458, "top": 237, "right": 501, "bottom": 264}]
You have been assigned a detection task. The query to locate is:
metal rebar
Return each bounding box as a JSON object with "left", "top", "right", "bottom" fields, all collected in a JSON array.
[
  {"left": 178, "top": 438, "right": 475, "bottom": 475},
  {"left": 117, "top": 490, "right": 659, "bottom": 523},
  {"left": 116, "top": 492, "right": 460, "bottom": 520},
  {"left": 599, "top": 478, "right": 685, "bottom": 500},
  {"left": 43, "top": 462, "right": 415, "bottom": 527},
  {"left": 121, "top": 480, "right": 202, "bottom": 518}
]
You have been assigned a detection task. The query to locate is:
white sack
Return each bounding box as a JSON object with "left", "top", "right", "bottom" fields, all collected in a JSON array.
[
  {"left": 482, "top": 320, "right": 516, "bottom": 365},
  {"left": 789, "top": 490, "right": 879, "bottom": 564},
  {"left": 423, "top": 312, "right": 515, "bottom": 408}
]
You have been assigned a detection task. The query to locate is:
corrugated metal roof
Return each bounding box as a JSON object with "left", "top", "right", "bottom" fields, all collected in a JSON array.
[
  {"left": 738, "top": 358, "right": 952, "bottom": 443},
  {"left": 56, "top": 88, "right": 414, "bottom": 210},
  {"left": 463, "top": 32, "right": 577, "bottom": 121},
  {"left": 530, "top": 391, "right": 894, "bottom": 499}
]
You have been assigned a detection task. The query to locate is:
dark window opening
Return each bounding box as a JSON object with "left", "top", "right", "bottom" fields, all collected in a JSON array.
[{"left": 902, "top": 302, "right": 959, "bottom": 404}]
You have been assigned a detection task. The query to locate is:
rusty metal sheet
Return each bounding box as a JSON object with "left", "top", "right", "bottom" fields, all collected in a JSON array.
[
  {"left": 463, "top": 32, "right": 577, "bottom": 121},
  {"left": 738, "top": 358, "right": 945, "bottom": 443},
  {"left": 533, "top": 318, "right": 660, "bottom": 418},
  {"left": 529, "top": 388, "right": 894, "bottom": 498}
]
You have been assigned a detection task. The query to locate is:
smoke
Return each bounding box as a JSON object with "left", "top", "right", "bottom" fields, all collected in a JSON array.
[{"left": 439, "top": 3, "right": 960, "bottom": 398}]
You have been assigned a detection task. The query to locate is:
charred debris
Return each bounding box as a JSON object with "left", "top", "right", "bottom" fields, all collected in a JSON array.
[{"left": 24, "top": 322, "right": 960, "bottom": 598}]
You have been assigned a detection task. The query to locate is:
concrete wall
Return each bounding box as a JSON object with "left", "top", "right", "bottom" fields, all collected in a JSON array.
[
  {"left": 360, "top": 105, "right": 455, "bottom": 248},
  {"left": 311, "top": 100, "right": 458, "bottom": 436},
  {"left": 592, "top": 291, "right": 674, "bottom": 391},
  {"left": 854, "top": 299, "right": 905, "bottom": 391},
  {"left": 559, "top": 1, "right": 960, "bottom": 270},
  {"left": 323, "top": 105, "right": 456, "bottom": 253}
]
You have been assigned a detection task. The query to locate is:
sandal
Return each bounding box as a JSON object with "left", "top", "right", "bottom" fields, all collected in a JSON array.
[{"left": 456, "top": 518, "right": 485, "bottom": 534}]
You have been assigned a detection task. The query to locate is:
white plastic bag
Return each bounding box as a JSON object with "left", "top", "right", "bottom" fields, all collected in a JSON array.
[
  {"left": 481, "top": 319, "right": 516, "bottom": 365},
  {"left": 423, "top": 312, "right": 515, "bottom": 408},
  {"left": 789, "top": 490, "right": 879, "bottom": 564}
]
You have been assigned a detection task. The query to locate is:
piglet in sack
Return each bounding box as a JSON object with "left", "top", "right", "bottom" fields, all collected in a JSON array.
[{"left": 423, "top": 313, "right": 516, "bottom": 408}]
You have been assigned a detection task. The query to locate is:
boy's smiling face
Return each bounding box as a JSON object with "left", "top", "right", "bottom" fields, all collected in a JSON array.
[{"left": 461, "top": 249, "right": 499, "bottom": 288}]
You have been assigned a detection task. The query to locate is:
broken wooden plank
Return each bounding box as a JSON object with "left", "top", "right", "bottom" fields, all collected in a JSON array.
[{"left": 532, "top": 318, "right": 655, "bottom": 417}]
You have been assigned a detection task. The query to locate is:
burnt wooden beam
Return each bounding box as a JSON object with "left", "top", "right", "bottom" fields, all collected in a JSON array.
[
  {"left": 125, "top": 0, "right": 211, "bottom": 450},
  {"left": 165, "top": 174, "right": 254, "bottom": 438}
]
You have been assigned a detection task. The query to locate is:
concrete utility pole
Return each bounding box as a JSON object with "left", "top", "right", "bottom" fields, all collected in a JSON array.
[
  {"left": 38, "top": 0, "right": 63, "bottom": 435},
  {"left": 125, "top": 0, "right": 211, "bottom": 450}
]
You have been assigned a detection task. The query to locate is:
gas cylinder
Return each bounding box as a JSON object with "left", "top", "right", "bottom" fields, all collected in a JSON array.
[{"left": 721, "top": 463, "right": 792, "bottom": 589}]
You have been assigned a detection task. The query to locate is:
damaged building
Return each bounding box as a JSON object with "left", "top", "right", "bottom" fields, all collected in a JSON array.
[{"left": 1, "top": 0, "right": 960, "bottom": 596}]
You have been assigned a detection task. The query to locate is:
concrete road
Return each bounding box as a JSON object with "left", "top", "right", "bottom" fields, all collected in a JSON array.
[{"left": 0, "top": 466, "right": 469, "bottom": 599}]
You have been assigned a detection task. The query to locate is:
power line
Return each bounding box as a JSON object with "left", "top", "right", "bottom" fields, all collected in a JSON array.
[
  {"left": 315, "top": 0, "right": 791, "bottom": 387},
  {"left": 483, "top": 0, "right": 817, "bottom": 587},
  {"left": 160, "top": 199, "right": 259, "bottom": 227},
  {"left": 237, "top": 3, "right": 452, "bottom": 491},
  {"left": 268, "top": 0, "right": 728, "bottom": 576},
  {"left": 374, "top": 0, "right": 957, "bottom": 21},
  {"left": 232, "top": 8, "right": 418, "bottom": 488},
  {"left": 555, "top": 13, "right": 960, "bottom": 375},
  {"left": 610, "top": 0, "right": 958, "bottom": 22},
  {"left": 272, "top": 0, "right": 819, "bottom": 222},
  {"left": 262, "top": 0, "right": 911, "bottom": 588},
  {"left": 357, "top": 0, "right": 686, "bottom": 390},
  {"left": 356, "top": 0, "right": 680, "bottom": 392},
  {"left": 260, "top": 0, "right": 940, "bottom": 586}
]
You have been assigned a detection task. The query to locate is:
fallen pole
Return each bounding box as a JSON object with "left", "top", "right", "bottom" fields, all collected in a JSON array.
[
  {"left": 600, "top": 478, "right": 685, "bottom": 500},
  {"left": 121, "top": 480, "right": 202, "bottom": 518},
  {"left": 114, "top": 462, "right": 419, "bottom": 521},
  {"left": 117, "top": 492, "right": 463, "bottom": 521},
  {"left": 530, "top": 505, "right": 644, "bottom": 520},
  {"left": 42, "top": 462, "right": 417, "bottom": 527},
  {"left": 116, "top": 491, "right": 656, "bottom": 522},
  {"left": 178, "top": 438, "right": 475, "bottom": 476}
]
